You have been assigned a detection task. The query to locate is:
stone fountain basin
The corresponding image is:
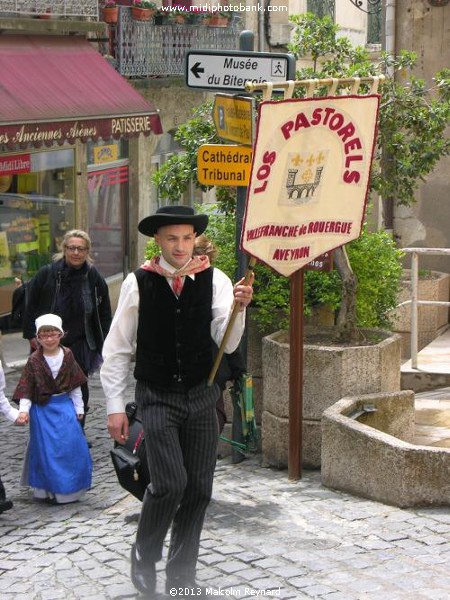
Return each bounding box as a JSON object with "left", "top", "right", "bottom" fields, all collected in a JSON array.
[{"left": 321, "top": 390, "right": 450, "bottom": 508}]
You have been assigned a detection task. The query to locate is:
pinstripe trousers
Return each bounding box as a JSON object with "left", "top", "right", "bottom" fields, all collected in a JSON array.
[{"left": 135, "top": 379, "right": 219, "bottom": 579}]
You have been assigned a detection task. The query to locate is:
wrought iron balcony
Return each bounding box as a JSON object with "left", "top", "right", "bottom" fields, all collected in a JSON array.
[
  {"left": 0, "top": 0, "right": 98, "bottom": 18},
  {"left": 113, "top": 7, "right": 243, "bottom": 78}
]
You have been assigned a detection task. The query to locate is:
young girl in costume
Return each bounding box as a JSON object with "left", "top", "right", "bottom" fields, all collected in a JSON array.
[
  {"left": 14, "top": 314, "right": 92, "bottom": 503},
  {"left": 0, "top": 360, "right": 23, "bottom": 513}
]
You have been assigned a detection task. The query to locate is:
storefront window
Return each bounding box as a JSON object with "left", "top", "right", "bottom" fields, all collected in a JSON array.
[
  {"left": 0, "top": 148, "right": 75, "bottom": 318},
  {"left": 87, "top": 140, "right": 129, "bottom": 278}
]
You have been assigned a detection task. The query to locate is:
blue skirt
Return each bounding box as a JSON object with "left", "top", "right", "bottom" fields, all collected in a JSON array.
[{"left": 28, "top": 393, "right": 92, "bottom": 495}]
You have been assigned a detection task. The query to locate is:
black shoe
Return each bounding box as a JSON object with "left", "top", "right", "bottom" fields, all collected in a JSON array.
[
  {"left": 0, "top": 499, "right": 13, "bottom": 514},
  {"left": 130, "top": 543, "right": 156, "bottom": 596},
  {"left": 165, "top": 577, "right": 208, "bottom": 599}
]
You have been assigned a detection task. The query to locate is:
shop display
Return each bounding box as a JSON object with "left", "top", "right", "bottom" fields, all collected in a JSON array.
[{"left": 0, "top": 156, "right": 75, "bottom": 318}]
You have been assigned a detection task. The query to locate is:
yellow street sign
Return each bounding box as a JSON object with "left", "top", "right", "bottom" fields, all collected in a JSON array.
[
  {"left": 213, "top": 94, "right": 254, "bottom": 146},
  {"left": 197, "top": 144, "right": 252, "bottom": 186}
]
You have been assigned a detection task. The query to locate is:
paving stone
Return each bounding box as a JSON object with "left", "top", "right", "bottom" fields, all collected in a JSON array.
[{"left": 300, "top": 583, "right": 338, "bottom": 596}]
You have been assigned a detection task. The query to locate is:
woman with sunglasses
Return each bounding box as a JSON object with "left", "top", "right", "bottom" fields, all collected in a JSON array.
[{"left": 22, "top": 230, "right": 112, "bottom": 433}]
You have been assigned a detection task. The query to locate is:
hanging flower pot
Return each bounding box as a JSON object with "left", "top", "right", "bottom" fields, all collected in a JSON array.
[
  {"left": 131, "top": 1, "right": 156, "bottom": 21},
  {"left": 132, "top": 7, "right": 152, "bottom": 20},
  {"left": 209, "top": 14, "right": 230, "bottom": 27},
  {"left": 102, "top": 6, "right": 119, "bottom": 24}
]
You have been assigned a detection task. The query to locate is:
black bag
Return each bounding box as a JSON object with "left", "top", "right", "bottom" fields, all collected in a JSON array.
[
  {"left": 10, "top": 265, "right": 53, "bottom": 329},
  {"left": 110, "top": 402, "right": 150, "bottom": 501},
  {"left": 11, "top": 281, "right": 29, "bottom": 328}
]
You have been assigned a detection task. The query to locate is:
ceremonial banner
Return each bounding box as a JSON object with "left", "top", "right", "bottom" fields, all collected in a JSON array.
[{"left": 242, "top": 95, "right": 380, "bottom": 276}]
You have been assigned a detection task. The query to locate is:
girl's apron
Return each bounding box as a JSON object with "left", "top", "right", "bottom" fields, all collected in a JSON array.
[{"left": 27, "top": 392, "right": 92, "bottom": 495}]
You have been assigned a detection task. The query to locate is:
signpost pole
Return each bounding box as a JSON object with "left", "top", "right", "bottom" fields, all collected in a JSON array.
[
  {"left": 231, "top": 30, "right": 254, "bottom": 463},
  {"left": 288, "top": 269, "right": 304, "bottom": 481}
]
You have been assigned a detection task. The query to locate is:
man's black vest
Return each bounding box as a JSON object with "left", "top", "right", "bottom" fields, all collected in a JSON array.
[{"left": 134, "top": 268, "right": 214, "bottom": 388}]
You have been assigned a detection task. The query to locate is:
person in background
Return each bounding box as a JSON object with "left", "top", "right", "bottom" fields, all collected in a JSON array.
[
  {"left": 13, "top": 314, "right": 92, "bottom": 504},
  {"left": 101, "top": 205, "right": 254, "bottom": 597},
  {"left": 193, "top": 234, "right": 246, "bottom": 435},
  {"left": 22, "top": 230, "right": 112, "bottom": 432},
  {"left": 0, "top": 360, "right": 23, "bottom": 514}
]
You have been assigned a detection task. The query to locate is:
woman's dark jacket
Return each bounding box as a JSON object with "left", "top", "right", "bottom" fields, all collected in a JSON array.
[{"left": 22, "top": 259, "right": 112, "bottom": 354}]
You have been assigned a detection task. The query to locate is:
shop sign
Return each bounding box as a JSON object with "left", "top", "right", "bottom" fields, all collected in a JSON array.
[
  {"left": 93, "top": 145, "right": 119, "bottom": 164},
  {"left": 0, "top": 116, "right": 156, "bottom": 149},
  {"left": 197, "top": 144, "right": 252, "bottom": 186},
  {"left": 0, "top": 153, "right": 31, "bottom": 175}
]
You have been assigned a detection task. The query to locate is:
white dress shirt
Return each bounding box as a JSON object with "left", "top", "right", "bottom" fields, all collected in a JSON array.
[{"left": 101, "top": 257, "right": 246, "bottom": 415}]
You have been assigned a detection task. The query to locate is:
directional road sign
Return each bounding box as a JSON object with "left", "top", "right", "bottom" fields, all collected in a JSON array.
[
  {"left": 197, "top": 144, "right": 252, "bottom": 186},
  {"left": 186, "top": 50, "right": 296, "bottom": 93},
  {"left": 213, "top": 94, "right": 255, "bottom": 146}
]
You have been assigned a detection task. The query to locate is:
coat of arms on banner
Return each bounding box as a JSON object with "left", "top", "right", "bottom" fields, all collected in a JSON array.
[
  {"left": 242, "top": 95, "right": 380, "bottom": 277},
  {"left": 281, "top": 150, "right": 328, "bottom": 207}
]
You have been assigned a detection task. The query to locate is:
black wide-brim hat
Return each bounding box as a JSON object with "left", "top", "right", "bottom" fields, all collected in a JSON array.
[{"left": 138, "top": 205, "right": 209, "bottom": 237}]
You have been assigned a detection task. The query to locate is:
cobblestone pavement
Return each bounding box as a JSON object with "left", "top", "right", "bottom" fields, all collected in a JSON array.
[{"left": 2, "top": 368, "right": 450, "bottom": 600}]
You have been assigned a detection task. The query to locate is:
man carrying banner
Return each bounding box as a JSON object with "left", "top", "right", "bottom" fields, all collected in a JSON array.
[{"left": 100, "top": 205, "right": 254, "bottom": 597}]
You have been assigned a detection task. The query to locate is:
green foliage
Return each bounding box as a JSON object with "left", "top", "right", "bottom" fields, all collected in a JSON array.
[
  {"left": 152, "top": 154, "right": 192, "bottom": 203},
  {"left": 195, "top": 204, "right": 237, "bottom": 278},
  {"left": 289, "top": 13, "right": 358, "bottom": 73},
  {"left": 144, "top": 237, "right": 159, "bottom": 260},
  {"left": 152, "top": 103, "right": 218, "bottom": 202},
  {"left": 375, "top": 59, "right": 450, "bottom": 206},
  {"left": 346, "top": 228, "right": 404, "bottom": 328}
]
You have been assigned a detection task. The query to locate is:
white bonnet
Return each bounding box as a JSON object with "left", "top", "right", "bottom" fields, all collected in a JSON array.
[{"left": 35, "top": 314, "right": 64, "bottom": 335}]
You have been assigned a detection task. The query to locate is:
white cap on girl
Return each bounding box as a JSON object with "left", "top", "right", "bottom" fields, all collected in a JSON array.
[{"left": 35, "top": 314, "right": 64, "bottom": 335}]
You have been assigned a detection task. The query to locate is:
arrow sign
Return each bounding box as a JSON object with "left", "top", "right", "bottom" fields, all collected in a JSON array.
[
  {"left": 191, "top": 62, "right": 204, "bottom": 78},
  {"left": 186, "top": 50, "right": 296, "bottom": 93}
]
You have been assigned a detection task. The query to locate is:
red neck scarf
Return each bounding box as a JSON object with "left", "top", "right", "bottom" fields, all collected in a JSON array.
[{"left": 141, "top": 255, "right": 210, "bottom": 278}]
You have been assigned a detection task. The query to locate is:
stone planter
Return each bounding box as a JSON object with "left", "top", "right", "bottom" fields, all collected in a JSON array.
[
  {"left": 262, "top": 328, "right": 402, "bottom": 469},
  {"left": 389, "top": 269, "right": 450, "bottom": 359}
]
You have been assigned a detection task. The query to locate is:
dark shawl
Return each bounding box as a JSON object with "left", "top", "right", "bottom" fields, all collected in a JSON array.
[{"left": 13, "top": 346, "right": 87, "bottom": 406}]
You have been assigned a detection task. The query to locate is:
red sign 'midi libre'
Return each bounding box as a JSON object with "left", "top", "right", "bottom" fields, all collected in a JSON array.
[{"left": 0, "top": 153, "right": 31, "bottom": 175}]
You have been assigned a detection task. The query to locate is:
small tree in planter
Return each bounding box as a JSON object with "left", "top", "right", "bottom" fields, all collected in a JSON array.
[{"left": 152, "top": 14, "right": 449, "bottom": 341}]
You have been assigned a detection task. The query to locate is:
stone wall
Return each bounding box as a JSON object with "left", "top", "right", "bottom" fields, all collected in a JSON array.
[{"left": 392, "top": 2, "right": 450, "bottom": 269}]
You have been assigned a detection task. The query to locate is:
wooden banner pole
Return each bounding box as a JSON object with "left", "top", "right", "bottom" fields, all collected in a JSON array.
[
  {"left": 288, "top": 268, "right": 304, "bottom": 481},
  {"left": 207, "top": 257, "right": 256, "bottom": 387}
]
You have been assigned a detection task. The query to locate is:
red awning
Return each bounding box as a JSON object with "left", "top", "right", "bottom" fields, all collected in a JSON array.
[{"left": 0, "top": 35, "right": 163, "bottom": 148}]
